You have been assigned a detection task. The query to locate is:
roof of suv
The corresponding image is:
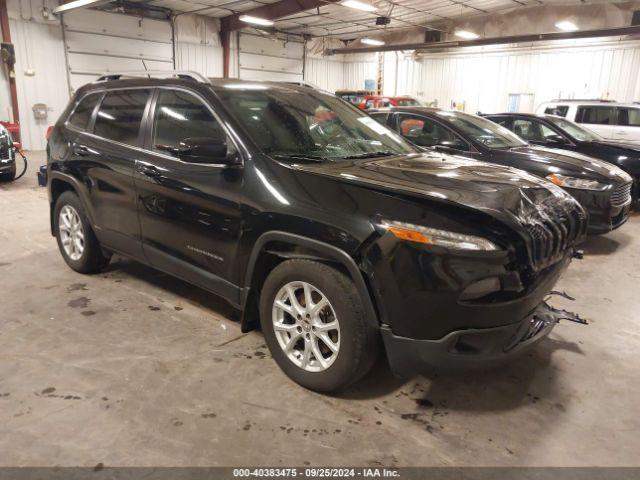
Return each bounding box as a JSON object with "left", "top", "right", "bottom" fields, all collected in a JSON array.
[
  {"left": 77, "top": 76, "right": 320, "bottom": 96},
  {"left": 541, "top": 100, "right": 639, "bottom": 107}
]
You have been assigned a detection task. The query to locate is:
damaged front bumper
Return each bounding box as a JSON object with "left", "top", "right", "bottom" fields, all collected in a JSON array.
[{"left": 381, "top": 301, "right": 585, "bottom": 376}]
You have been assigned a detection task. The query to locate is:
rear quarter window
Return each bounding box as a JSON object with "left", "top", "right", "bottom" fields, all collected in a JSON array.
[
  {"left": 544, "top": 106, "right": 569, "bottom": 117},
  {"left": 68, "top": 93, "right": 102, "bottom": 130}
]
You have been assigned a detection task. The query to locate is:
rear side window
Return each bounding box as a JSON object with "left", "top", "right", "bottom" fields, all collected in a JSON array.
[
  {"left": 68, "top": 93, "right": 101, "bottom": 130},
  {"left": 617, "top": 108, "right": 640, "bottom": 127},
  {"left": 93, "top": 90, "right": 150, "bottom": 146},
  {"left": 544, "top": 106, "right": 569, "bottom": 116},
  {"left": 576, "top": 106, "right": 615, "bottom": 125}
]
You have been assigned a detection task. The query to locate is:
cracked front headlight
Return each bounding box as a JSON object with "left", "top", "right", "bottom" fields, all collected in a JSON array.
[
  {"left": 380, "top": 219, "right": 500, "bottom": 251},
  {"left": 546, "top": 174, "right": 609, "bottom": 191}
]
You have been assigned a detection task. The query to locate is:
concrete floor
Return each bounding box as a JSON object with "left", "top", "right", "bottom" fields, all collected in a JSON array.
[{"left": 1, "top": 151, "right": 639, "bottom": 468}]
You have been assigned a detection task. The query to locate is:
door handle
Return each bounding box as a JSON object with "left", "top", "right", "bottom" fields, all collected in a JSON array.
[
  {"left": 138, "top": 163, "right": 161, "bottom": 178},
  {"left": 72, "top": 145, "right": 90, "bottom": 157}
]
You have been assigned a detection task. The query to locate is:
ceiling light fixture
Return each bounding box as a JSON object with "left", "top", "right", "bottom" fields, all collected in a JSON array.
[
  {"left": 361, "top": 38, "right": 385, "bottom": 46},
  {"left": 341, "top": 0, "right": 377, "bottom": 13},
  {"left": 239, "top": 15, "right": 274, "bottom": 27},
  {"left": 454, "top": 30, "right": 479, "bottom": 40},
  {"left": 555, "top": 20, "right": 578, "bottom": 32}
]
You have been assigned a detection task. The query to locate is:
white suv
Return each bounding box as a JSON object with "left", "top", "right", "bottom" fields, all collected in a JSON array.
[{"left": 536, "top": 100, "right": 640, "bottom": 143}]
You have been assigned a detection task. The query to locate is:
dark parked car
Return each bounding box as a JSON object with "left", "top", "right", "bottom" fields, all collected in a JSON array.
[
  {"left": 48, "top": 73, "right": 587, "bottom": 392},
  {"left": 0, "top": 123, "right": 16, "bottom": 181},
  {"left": 370, "top": 107, "right": 633, "bottom": 234},
  {"left": 483, "top": 112, "right": 640, "bottom": 205}
]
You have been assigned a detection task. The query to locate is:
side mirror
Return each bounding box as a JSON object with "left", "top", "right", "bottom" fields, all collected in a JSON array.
[
  {"left": 436, "top": 139, "right": 467, "bottom": 151},
  {"left": 546, "top": 134, "right": 568, "bottom": 145},
  {"left": 157, "top": 136, "right": 239, "bottom": 165},
  {"left": 13, "top": 141, "right": 21, "bottom": 151}
]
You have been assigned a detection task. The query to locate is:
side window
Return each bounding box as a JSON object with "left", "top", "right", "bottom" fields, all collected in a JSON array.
[
  {"left": 513, "top": 119, "right": 557, "bottom": 142},
  {"left": 490, "top": 117, "right": 511, "bottom": 128},
  {"left": 93, "top": 90, "right": 149, "bottom": 146},
  {"left": 68, "top": 93, "right": 101, "bottom": 130},
  {"left": 397, "top": 114, "right": 468, "bottom": 150},
  {"left": 152, "top": 89, "right": 224, "bottom": 156},
  {"left": 576, "top": 106, "right": 615, "bottom": 125},
  {"left": 544, "top": 105, "right": 569, "bottom": 117},
  {"left": 369, "top": 113, "right": 388, "bottom": 126},
  {"left": 617, "top": 108, "right": 640, "bottom": 127}
]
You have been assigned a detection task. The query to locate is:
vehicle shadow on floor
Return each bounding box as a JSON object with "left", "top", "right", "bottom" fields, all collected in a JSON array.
[
  {"left": 581, "top": 233, "right": 628, "bottom": 256},
  {"left": 105, "top": 257, "right": 240, "bottom": 321},
  {"left": 340, "top": 335, "right": 583, "bottom": 413},
  {"left": 105, "top": 257, "right": 583, "bottom": 414}
]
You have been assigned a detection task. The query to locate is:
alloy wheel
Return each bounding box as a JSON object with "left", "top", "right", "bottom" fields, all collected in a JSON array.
[
  {"left": 58, "top": 205, "right": 85, "bottom": 261},
  {"left": 271, "top": 281, "right": 340, "bottom": 372}
]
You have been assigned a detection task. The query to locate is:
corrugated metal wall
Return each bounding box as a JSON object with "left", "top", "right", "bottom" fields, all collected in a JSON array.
[
  {"left": 407, "top": 38, "right": 640, "bottom": 112},
  {"left": 6, "top": 0, "right": 69, "bottom": 151},
  {"left": 304, "top": 54, "right": 377, "bottom": 92}
]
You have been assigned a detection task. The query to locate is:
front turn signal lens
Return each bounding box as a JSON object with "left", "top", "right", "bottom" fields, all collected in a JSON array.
[{"left": 387, "top": 226, "right": 432, "bottom": 244}]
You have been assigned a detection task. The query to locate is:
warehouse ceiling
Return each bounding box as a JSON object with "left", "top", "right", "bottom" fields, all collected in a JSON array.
[{"left": 141, "top": 0, "right": 598, "bottom": 39}]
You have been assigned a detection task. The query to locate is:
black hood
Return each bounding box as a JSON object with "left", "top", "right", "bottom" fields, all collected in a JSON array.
[
  {"left": 293, "top": 152, "right": 584, "bottom": 237},
  {"left": 591, "top": 140, "right": 640, "bottom": 153},
  {"left": 496, "top": 146, "right": 630, "bottom": 184}
]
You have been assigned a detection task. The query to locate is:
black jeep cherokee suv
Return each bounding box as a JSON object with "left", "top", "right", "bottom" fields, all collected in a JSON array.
[{"left": 47, "top": 74, "right": 587, "bottom": 392}]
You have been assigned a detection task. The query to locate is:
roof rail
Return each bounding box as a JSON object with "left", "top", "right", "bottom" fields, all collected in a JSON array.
[
  {"left": 95, "top": 70, "right": 209, "bottom": 84},
  {"left": 550, "top": 98, "right": 617, "bottom": 103}
]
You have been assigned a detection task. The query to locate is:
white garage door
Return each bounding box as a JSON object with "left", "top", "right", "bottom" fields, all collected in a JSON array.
[
  {"left": 239, "top": 32, "right": 303, "bottom": 82},
  {"left": 62, "top": 9, "right": 174, "bottom": 92}
]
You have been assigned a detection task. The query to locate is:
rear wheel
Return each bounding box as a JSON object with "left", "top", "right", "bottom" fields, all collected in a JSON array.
[
  {"left": 260, "top": 259, "right": 379, "bottom": 392},
  {"left": 54, "top": 191, "right": 111, "bottom": 273}
]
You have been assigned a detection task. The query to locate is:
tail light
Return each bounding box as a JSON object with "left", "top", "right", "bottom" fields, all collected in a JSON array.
[{"left": 46, "top": 126, "right": 53, "bottom": 140}]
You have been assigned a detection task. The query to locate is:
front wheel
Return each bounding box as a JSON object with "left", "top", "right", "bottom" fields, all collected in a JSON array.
[{"left": 260, "top": 259, "right": 380, "bottom": 392}]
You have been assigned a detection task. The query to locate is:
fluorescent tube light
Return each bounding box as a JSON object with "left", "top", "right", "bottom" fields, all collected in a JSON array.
[
  {"left": 341, "top": 0, "right": 376, "bottom": 13},
  {"left": 455, "top": 30, "right": 479, "bottom": 40},
  {"left": 361, "top": 38, "right": 385, "bottom": 46},
  {"left": 239, "top": 15, "right": 274, "bottom": 27},
  {"left": 555, "top": 20, "right": 578, "bottom": 32}
]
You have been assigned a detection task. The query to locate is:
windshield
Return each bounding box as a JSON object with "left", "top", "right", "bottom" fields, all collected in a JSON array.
[
  {"left": 216, "top": 85, "right": 416, "bottom": 161},
  {"left": 435, "top": 110, "right": 528, "bottom": 149},
  {"left": 546, "top": 116, "right": 602, "bottom": 142}
]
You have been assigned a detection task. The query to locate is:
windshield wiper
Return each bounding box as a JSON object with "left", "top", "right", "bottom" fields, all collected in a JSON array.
[
  {"left": 341, "top": 151, "right": 397, "bottom": 160},
  {"left": 272, "top": 153, "right": 329, "bottom": 163}
]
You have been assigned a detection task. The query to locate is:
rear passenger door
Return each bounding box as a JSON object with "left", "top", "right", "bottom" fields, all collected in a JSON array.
[
  {"left": 614, "top": 107, "right": 640, "bottom": 143},
  {"left": 134, "top": 87, "right": 244, "bottom": 301},
  {"left": 70, "top": 88, "right": 151, "bottom": 259},
  {"left": 575, "top": 105, "right": 616, "bottom": 139}
]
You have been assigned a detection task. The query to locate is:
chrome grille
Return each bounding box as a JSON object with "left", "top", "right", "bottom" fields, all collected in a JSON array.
[{"left": 610, "top": 182, "right": 632, "bottom": 207}]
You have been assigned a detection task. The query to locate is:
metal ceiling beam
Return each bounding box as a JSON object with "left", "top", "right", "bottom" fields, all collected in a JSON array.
[
  {"left": 220, "top": 0, "right": 336, "bottom": 32},
  {"left": 53, "top": 0, "right": 113, "bottom": 14},
  {"left": 326, "top": 25, "right": 640, "bottom": 54}
]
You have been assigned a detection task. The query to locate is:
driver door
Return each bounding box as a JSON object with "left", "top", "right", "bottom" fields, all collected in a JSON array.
[{"left": 135, "top": 87, "right": 244, "bottom": 300}]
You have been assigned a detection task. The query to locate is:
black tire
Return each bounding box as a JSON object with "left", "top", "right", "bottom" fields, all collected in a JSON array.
[
  {"left": 259, "top": 259, "right": 380, "bottom": 392},
  {"left": 54, "top": 191, "right": 111, "bottom": 274},
  {"left": 0, "top": 164, "right": 16, "bottom": 182}
]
